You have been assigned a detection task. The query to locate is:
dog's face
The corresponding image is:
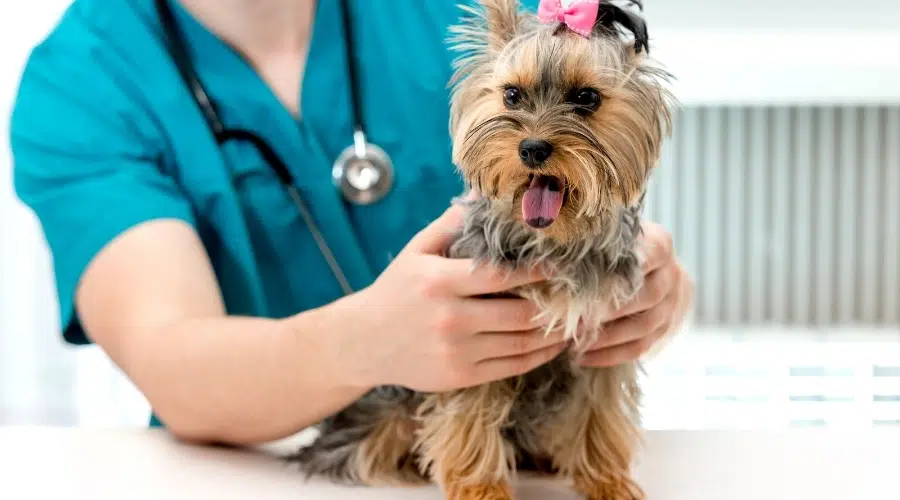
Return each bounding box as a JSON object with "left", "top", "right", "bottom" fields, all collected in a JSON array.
[{"left": 449, "top": 0, "right": 674, "bottom": 243}]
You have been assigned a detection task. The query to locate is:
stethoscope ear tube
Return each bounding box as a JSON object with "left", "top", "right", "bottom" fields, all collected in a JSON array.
[
  {"left": 155, "top": 0, "right": 224, "bottom": 135},
  {"left": 155, "top": 0, "right": 395, "bottom": 297}
]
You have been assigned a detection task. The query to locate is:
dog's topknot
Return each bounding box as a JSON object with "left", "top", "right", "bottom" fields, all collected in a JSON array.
[{"left": 592, "top": 0, "right": 649, "bottom": 54}]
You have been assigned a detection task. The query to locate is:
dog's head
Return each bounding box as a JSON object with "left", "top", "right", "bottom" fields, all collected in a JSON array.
[{"left": 449, "top": 0, "right": 675, "bottom": 243}]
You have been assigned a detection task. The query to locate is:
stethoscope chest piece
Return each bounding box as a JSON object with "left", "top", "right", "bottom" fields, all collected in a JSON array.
[{"left": 332, "top": 129, "right": 394, "bottom": 205}]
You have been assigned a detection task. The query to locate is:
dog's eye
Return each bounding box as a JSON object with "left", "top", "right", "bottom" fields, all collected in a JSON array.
[
  {"left": 568, "top": 88, "right": 602, "bottom": 112},
  {"left": 503, "top": 86, "right": 522, "bottom": 108}
]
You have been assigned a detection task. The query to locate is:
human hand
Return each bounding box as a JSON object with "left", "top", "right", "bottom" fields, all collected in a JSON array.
[
  {"left": 579, "top": 221, "right": 693, "bottom": 367},
  {"left": 332, "top": 204, "right": 567, "bottom": 393}
]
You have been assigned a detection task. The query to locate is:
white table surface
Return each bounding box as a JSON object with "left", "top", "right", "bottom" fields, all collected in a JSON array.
[{"left": 2, "top": 426, "right": 900, "bottom": 499}]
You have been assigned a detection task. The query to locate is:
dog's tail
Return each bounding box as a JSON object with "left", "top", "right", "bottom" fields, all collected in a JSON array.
[
  {"left": 285, "top": 423, "right": 375, "bottom": 486},
  {"left": 285, "top": 387, "right": 428, "bottom": 487}
]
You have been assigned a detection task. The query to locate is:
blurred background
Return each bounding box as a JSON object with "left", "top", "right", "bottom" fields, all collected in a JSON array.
[{"left": 1, "top": 1, "right": 899, "bottom": 430}]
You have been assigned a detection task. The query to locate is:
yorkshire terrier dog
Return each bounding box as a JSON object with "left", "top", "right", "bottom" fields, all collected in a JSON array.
[{"left": 290, "top": 0, "right": 675, "bottom": 499}]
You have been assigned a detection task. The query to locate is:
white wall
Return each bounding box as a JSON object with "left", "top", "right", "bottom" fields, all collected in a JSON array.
[
  {"left": 0, "top": 1, "right": 149, "bottom": 426},
  {"left": 644, "top": 0, "right": 900, "bottom": 105},
  {"left": 644, "top": 0, "right": 900, "bottom": 31}
]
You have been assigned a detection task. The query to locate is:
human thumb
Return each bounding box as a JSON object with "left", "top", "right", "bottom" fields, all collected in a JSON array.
[{"left": 405, "top": 202, "right": 467, "bottom": 255}]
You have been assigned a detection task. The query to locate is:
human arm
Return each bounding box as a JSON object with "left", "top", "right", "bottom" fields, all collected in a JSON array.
[
  {"left": 10, "top": 30, "right": 567, "bottom": 446},
  {"left": 74, "top": 207, "right": 567, "bottom": 446},
  {"left": 13, "top": 126, "right": 565, "bottom": 449},
  {"left": 9, "top": 37, "right": 368, "bottom": 444},
  {"left": 74, "top": 218, "right": 375, "bottom": 445}
]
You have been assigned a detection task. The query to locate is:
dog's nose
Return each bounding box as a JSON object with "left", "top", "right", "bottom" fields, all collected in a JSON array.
[{"left": 518, "top": 139, "right": 553, "bottom": 167}]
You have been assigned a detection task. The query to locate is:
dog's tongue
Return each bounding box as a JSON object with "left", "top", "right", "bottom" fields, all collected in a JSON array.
[{"left": 521, "top": 176, "right": 563, "bottom": 228}]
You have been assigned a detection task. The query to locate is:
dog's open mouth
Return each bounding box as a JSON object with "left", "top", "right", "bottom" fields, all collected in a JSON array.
[{"left": 522, "top": 174, "right": 567, "bottom": 229}]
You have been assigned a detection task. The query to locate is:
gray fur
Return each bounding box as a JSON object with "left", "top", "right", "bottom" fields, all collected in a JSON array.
[
  {"left": 287, "top": 385, "right": 425, "bottom": 484},
  {"left": 447, "top": 195, "right": 645, "bottom": 321},
  {"left": 288, "top": 0, "right": 670, "bottom": 487},
  {"left": 287, "top": 197, "right": 647, "bottom": 482}
]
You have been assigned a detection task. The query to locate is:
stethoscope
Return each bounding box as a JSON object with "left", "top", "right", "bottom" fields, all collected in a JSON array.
[{"left": 155, "top": 0, "right": 394, "bottom": 295}]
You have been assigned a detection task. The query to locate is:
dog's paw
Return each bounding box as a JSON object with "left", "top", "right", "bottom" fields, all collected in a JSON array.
[
  {"left": 576, "top": 476, "right": 645, "bottom": 500},
  {"left": 447, "top": 483, "right": 514, "bottom": 500}
]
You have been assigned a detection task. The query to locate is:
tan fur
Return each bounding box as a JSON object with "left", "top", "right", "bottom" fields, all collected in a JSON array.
[
  {"left": 293, "top": 1, "right": 675, "bottom": 497},
  {"left": 431, "top": 1, "right": 672, "bottom": 496},
  {"left": 481, "top": 0, "right": 526, "bottom": 52},
  {"left": 450, "top": 27, "right": 672, "bottom": 245},
  {"left": 439, "top": 0, "right": 670, "bottom": 495},
  {"left": 414, "top": 382, "right": 519, "bottom": 490},
  {"left": 354, "top": 414, "right": 427, "bottom": 487},
  {"left": 449, "top": 483, "right": 515, "bottom": 500},
  {"left": 574, "top": 474, "right": 646, "bottom": 500},
  {"left": 545, "top": 364, "right": 644, "bottom": 500}
]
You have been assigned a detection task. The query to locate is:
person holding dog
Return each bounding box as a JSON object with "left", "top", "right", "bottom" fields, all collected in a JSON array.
[{"left": 10, "top": 0, "right": 693, "bottom": 446}]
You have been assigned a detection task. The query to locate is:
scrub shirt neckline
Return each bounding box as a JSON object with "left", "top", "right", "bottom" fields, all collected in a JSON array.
[
  {"left": 165, "top": 0, "right": 377, "bottom": 290},
  {"left": 166, "top": 0, "right": 358, "bottom": 191},
  {"left": 168, "top": 0, "right": 326, "bottom": 128}
]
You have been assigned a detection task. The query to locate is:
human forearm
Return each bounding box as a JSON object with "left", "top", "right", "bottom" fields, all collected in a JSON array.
[
  {"left": 71, "top": 215, "right": 563, "bottom": 450},
  {"left": 115, "top": 307, "right": 370, "bottom": 446},
  {"left": 72, "top": 221, "right": 371, "bottom": 445}
]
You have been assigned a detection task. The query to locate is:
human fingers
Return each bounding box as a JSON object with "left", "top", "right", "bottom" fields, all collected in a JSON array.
[
  {"left": 455, "top": 188, "right": 481, "bottom": 202},
  {"left": 589, "top": 286, "right": 677, "bottom": 351},
  {"left": 457, "top": 297, "right": 546, "bottom": 333},
  {"left": 671, "top": 265, "right": 695, "bottom": 332},
  {"left": 440, "top": 258, "right": 548, "bottom": 296},
  {"left": 405, "top": 203, "right": 466, "bottom": 255},
  {"left": 606, "top": 260, "right": 678, "bottom": 321},
  {"left": 469, "top": 327, "right": 567, "bottom": 362},
  {"left": 472, "top": 342, "right": 567, "bottom": 385},
  {"left": 639, "top": 221, "right": 675, "bottom": 274},
  {"left": 578, "top": 323, "right": 668, "bottom": 367}
]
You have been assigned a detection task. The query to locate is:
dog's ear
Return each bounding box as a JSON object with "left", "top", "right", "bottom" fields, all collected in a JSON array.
[
  {"left": 594, "top": 0, "right": 649, "bottom": 54},
  {"left": 480, "top": 0, "right": 524, "bottom": 51}
]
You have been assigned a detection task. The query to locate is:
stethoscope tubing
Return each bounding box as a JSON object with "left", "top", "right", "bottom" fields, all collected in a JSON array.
[{"left": 154, "top": 0, "right": 355, "bottom": 295}]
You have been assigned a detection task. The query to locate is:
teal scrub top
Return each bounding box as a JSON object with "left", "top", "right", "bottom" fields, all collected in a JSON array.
[{"left": 10, "top": 0, "right": 537, "bottom": 427}]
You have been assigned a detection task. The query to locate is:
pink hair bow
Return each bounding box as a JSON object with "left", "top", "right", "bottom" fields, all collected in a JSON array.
[{"left": 537, "top": 0, "right": 600, "bottom": 38}]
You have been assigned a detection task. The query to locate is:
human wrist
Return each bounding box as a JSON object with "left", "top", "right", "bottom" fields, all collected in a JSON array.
[{"left": 286, "top": 292, "right": 378, "bottom": 392}]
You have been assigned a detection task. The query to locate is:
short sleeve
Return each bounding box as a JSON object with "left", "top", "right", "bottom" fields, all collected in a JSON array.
[{"left": 9, "top": 30, "right": 197, "bottom": 345}]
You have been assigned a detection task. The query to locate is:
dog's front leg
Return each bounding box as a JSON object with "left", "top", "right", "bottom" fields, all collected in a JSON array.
[
  {"left": 547, "top": 363, "right": 645, "bottom": 500},
  {"left": 415, "top": 381, "right": 518, "bottom": 500}
]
